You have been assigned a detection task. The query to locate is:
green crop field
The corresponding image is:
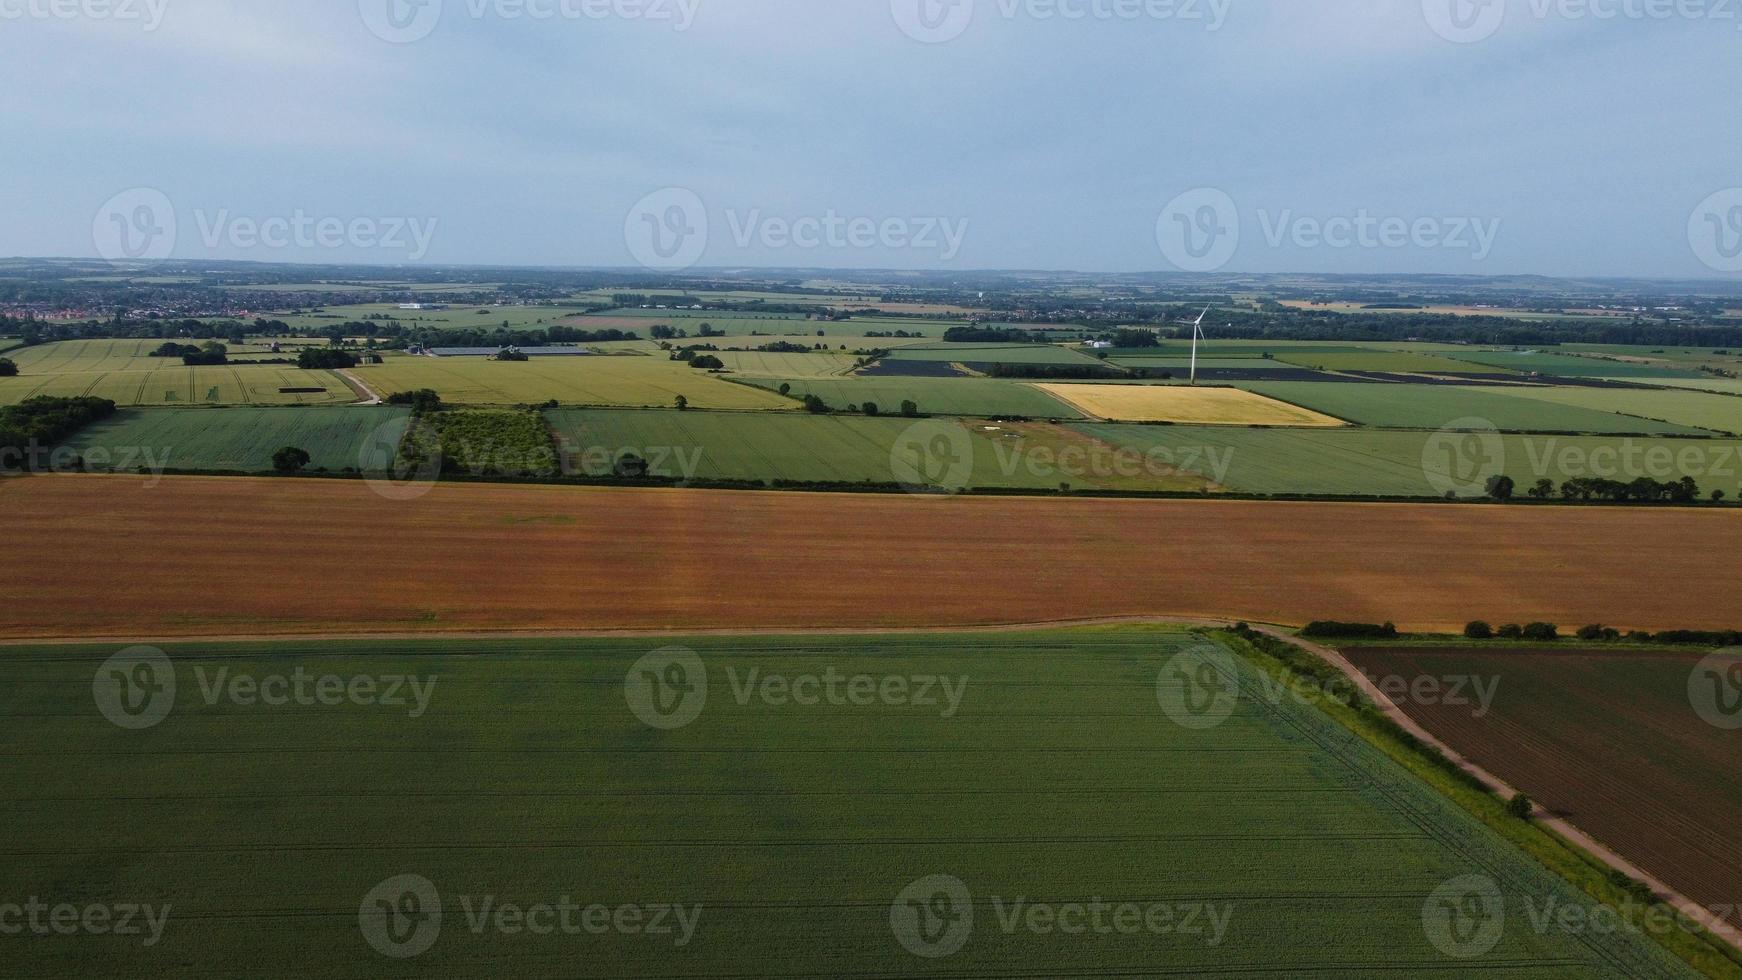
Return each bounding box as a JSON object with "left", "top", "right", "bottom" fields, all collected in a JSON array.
[
  {"left": 1273, "top": 350, "right": 1512, "bottom": 374},
  {"left": 353, "top": 355, "right": 795, "bottom": 411},
  {"left": 1233, "top": 381, "right": 1706, "bottom": 434},
  {"left": 1073, "top": 424, "right": 1742, "bottom": 497},
  {"left": 0, "top": 628, "right": 1698, "bottom": 977},
  {"left": 1443, "top": 350, "right": 1706, "bottom": 379},
  {"left": 418, "top": 409, "right": 558, "bottom": 477},
  {"left": 1479, "top": 386, "right": 1742, "bottom": 436},
  {"left": 544, "top": 409, "right": 1209, "bottom": 490},
  {"left": 738, "top": 376, "right": 1084, "bottom": 419},
  {"left": 276, "top": 303, "right": 596, "bottom": 333},
  {"left": 62, "top": 406, "right": 411, "bottom": 473},
  {"left": 884, "top": 344, "right": 1108, "bottom": 367}
]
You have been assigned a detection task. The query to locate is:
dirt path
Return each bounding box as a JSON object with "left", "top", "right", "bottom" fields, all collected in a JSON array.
[
  {"left": 1260, "top": 626, "right": 1742, "bottom": 953},
  {"left": 336, "top": 369, "right": 382, "bottom": 405}
]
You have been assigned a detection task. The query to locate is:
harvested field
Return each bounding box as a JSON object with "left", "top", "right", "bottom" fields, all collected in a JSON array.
[
  {"left": 1036, "top": 384, "right": 1347, "bottom": 426},
  {"left": 1340, "top": 645, "right": 1742, "bottom": 931},
  {"left": 2, "top": 476, "right": 1739, "bottom": 639}
]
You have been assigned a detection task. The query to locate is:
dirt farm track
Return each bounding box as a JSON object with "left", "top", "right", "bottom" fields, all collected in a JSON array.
[{"left": 5, "top": 474, "right": 1741, "bottom": 640}]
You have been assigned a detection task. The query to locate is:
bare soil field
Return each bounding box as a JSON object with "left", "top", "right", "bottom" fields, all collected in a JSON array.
[
  {"left": 4, "top": 476, "right": 1740, "bottom": 639},
  {"left": 1341, "top": 645, "right": 1742, "bottom": 928}
]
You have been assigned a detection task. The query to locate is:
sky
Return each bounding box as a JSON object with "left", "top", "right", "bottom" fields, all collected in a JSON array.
[{"left": 3, "top": 0, "right": 1740, "bottom": 277}]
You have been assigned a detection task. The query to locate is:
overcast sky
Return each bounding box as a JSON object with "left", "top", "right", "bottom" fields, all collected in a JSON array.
[{"left": 3, "top": 0, "right": 1740, "bottom": 277}]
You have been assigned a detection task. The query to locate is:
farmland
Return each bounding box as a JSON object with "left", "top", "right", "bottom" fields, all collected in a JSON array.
[
  {"left": 545, "top": 409, "right": 1212, "bottom": 491},
  {"left": 1234, "top": 381, "right": 1708, "bottom": 434},
  {"left": 0, "top": 627, "right": 1704, "bottom": 976},
  {"left": 352, "top": 355, "right": 795, "bottom": 410},
  {"left": 1480, "top": 386, "right": 1742, "bottom": 436},
  {"left": 1340, "top": 644, "right": 1742, "bottom": 937},
  {"left": 1272, "top": 349, "right": 1511, "bottom": 374},
  {"left": 0, "top": 340, "right": 355, "bottom": 407},
  {"left": 738, "top": 376, "right": 1085, "bottom": 419},
  {"left": 1037, "top": 383, "right": 1347, "bottom": 426},
  {"left": 711, "top": 350, "right": 858, "bottom": 377},
  {"left": 65, "top": 406, "right": 409, "bottom": 473},
  {"left": 3, "top": 477, "right": 1740, "bottom": 638}
]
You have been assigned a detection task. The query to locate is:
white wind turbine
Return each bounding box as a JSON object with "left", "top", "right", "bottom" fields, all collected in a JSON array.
[{"left": 1189, "top": 306, "right": 1210, "bottom": 385}]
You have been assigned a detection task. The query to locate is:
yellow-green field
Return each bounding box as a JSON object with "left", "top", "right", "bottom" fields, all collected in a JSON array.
[
  {"left": 1035, "top": 383, "right": 1348, "bottom": 426},
  {"left": 713, "top": 351, "right": 859, "bottom": 377},
  {"left": 0, "top": 340, "right": 354, "bottom": 406},
  {"left": 353, "top": 354, "right": 798, "bottom": 409}
]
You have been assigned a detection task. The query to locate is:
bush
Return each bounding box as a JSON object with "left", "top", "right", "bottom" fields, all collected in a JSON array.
[
  {"left": 689, "top": 354, "right": 724, "bottom": 370},
  {"left": 802, "top": 394, "right": 829, "bottom": 414},
  {"left": 271, "top": 447, "right": 311, "bottom": 474},
  {"left": 1507, "top": 793, "right": 1534, "bottom": 819},
  {"left": 1497, "top": 624, "right": 1524, "bottom": 639},
  {"left": 901, "top": 400, "right": 919, "bottom": 418},
  {"left": 0, "top": 358, "right": 14, "bottom": 377},
  {"left": 385, "top": 389, "right": 442, "bottom": 414},
  {"left": 863, "top": 402, "right": 879, "bottom": 417},
  {"left": 1300, "top": 621, "right": 1399, "bottom": 639},
  {"left": 1464, "top": 621, "right": 1494, "bottom": 640},
  {"left": 298, "top": 348, "right": 359, "bottom": 369},
  {"left": 1521, "top": 622, "right": 1559, "bottom": 642},
  {"left": 1576, "top": 624, "right": 1620, "bottom": 642}
]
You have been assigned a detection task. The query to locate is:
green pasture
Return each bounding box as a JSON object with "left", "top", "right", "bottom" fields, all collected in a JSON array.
[
  {"left": 1233, "top": 381, "right": 1707, "bottom": 434},
  {"left": 0, "top": 629, "right": 1697, "bottom": 977},
  {"left": 63, "top": 406, "right": 410, "bottom": 473},
  {"left": 1481, "top": 386, "right": 1742, "bottom": 436}
]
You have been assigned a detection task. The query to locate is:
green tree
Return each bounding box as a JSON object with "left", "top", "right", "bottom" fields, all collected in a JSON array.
[
  {"left": 675, "top": 394, "right": 689, "bottom": 412},
  {"left": 1464, "top": 621, "right": 1494, "bottom": 640},
  {"left": 900, "top": 399, "right": 919, "bottom": 418},
  {"left": 863, "top": 402, "right": 880, "bottom": 417},
  {"left": 1507, "top": 794, "right": 1534, "bottom": 819},
  {"left": 1486, "top": 475, "right": 1516, "bottom": 501},
  {"left": 802, "top": 394, "right": 828, "bottom": 414},
  {"left": 272, "top": 447, "right": 311, "bottom": 474},
  {"left": 0, "top": 358, "right": 15, "bottom": 377}
]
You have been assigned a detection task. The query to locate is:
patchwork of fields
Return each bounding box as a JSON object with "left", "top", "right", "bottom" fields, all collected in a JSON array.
[
  {"left": 1341, "top": 644, "right": 1742, "bottom": 936},
  {"left": 0, "top": 628, "right": 1697, "bottom": 976},
  {"left": 739, "top": 375, "right": 1085, "bottom": 418},
  {"left": 0, "top": 340, "right": 354, "bottom": 407},
  {"left": 1235, "top": 381, "right": 1710, "bottom": 434}
]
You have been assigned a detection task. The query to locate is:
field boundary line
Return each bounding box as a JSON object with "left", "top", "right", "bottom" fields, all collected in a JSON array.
[
  {"left": 335, "top": 368, "right": 382, "bottom": 405},
  {"left": 1258, "top": 625, "right": 1742, "bottom": 954},
  {"left": 0, "top": 616, "right": 1232, "bottom": 648}
]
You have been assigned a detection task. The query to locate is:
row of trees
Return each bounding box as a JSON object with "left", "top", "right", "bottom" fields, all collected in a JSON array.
[{"left": 1489, "top": 475, "right": 1717, "bottom": 503}]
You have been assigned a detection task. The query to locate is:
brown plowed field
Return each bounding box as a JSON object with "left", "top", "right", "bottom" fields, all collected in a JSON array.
[
  {"left": 4, "top": 474, "right": 1741, "bottom": 639},
  {"left": 1341, "top": 645, "right": 1742, "bottom": 927}
]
